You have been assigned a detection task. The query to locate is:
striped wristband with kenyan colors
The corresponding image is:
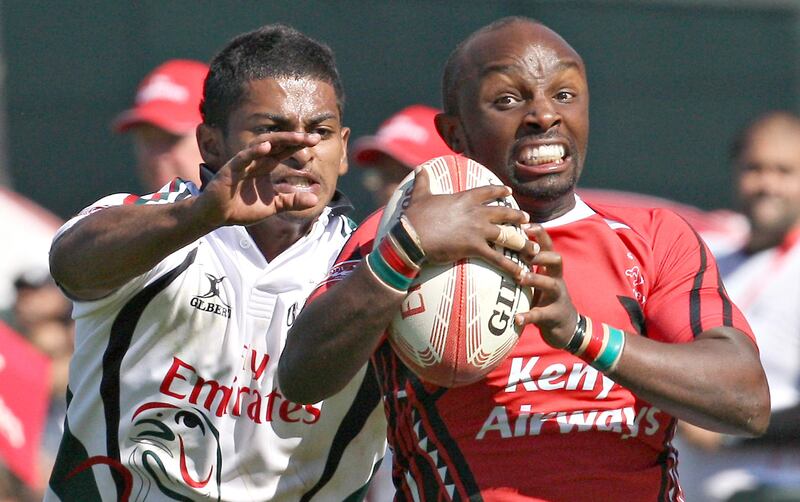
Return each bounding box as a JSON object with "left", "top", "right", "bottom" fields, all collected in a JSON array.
[
  {"left": 564, "top": 314, "right": 626, "bottom": 373},
  {"left": 365, "top": 216, "right": 426, "bottom": 293}
]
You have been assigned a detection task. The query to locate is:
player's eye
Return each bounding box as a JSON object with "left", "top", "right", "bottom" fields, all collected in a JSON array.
[
  {"left": 312, "top": 127, "right": 334, "bottom": 138},
  {"left": 494, "top": 94, "right": 521, "bottom": 109},
  {"left": 254, "top": 124, "right": 282, "bottom": 134},
  {"left": 555, "top": 91, "right": 576, "bottom": 102}
]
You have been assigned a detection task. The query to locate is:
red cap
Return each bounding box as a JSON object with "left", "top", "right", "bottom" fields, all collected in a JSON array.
[
  {"left": 352, "top": 105, "right": 454, "bottom": 168},
  {"left": 112, "top": 59, "right": 209, "bottom": 135}
]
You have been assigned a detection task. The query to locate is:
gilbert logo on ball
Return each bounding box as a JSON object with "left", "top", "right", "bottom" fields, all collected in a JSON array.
[{"left": 376, "top": 155, "right": 532, "bottom": 387}]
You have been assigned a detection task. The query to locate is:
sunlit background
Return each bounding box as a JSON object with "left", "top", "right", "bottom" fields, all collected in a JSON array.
[{"left": 2, "top": 0, "right": 798, "bottom": 223}]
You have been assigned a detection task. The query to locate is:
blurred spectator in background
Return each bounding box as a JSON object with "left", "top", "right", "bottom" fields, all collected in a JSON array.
[
  {"left": 0, "top": 189, "right": 61, "bottom": 315},
  {"left": 0, "top": 468, "right": 37, "bottom": 502},
  {"left": 678, "top": 110, "right": 800, "bottom": 501},
  {"left": 0, "top": 190, "right": 66, "bottom": 500},
  {"left": 351, "top": 104, "right": 454, "bottom": 208},
  {"left": 112, "top": 59, "right": 208, "bottom": 190},
  {"left": 8, "top": 270, "right": 74, "bottom": 497},
  {"left": 10, "top": 270, "right": 70, "bottom": 336}
]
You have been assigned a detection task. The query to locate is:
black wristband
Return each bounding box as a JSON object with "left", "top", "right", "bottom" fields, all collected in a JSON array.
[
  {"left": 564, "top": 314, "right": 586, "bottom": 354},
  {"left": 389, "top": 215, "right": 426, "bottom": 266}
]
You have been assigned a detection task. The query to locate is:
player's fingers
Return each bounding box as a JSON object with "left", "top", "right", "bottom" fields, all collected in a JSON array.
[
  {"left": 514, "top": 307, "right": 549, "bottom": 328},
  {"left": 516, "top": 239, "right": 541, "bottom": 264},
  {"left": 491, "top": 225, "right": 527, "bottom": 252},
  {"left": 483, "top": 205, "right": 530, "bottom": 227},
  {"left": 250, "top": 131, "right": 320, "bottom": 150},
  {"left": 459, "top": 184, "right": 515, "bottom": 206},
  {"left": 262, "top": 132, "right": 321, "bottom": 161},
  {"left": 239, "top": 132, "right": 322, "bottom": 174},
  {"left": 531, "top": 250, "right": 563, "bottom": 279},
  {"left": 227, "top": 141, "right": 275, "bottom": 174},
  {"left": 514, "top": 297, "right": 563, "bottom": 327},
  {"left": 476, "top": 246, "right": 528, "bottom": 280},
  {"left": 524, "top": 224, "right": 554, "bottom": 253},
  {"left": 518, "top": 269, "right": 561, "bottom": 297},
  {"left": 271, "top": 191, "right": 319, "bottom": 213}
]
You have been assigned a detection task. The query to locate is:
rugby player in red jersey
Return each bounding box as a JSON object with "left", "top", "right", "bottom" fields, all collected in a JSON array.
[{"left": 280, "top": 17, "right": 769, "bottom": 501}]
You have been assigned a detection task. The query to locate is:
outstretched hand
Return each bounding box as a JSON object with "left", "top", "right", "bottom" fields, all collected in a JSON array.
[
  {"left": 514, "top": 224, "right": 578, "bottom": 348},
  {"left": 402, "top": 168, "right": 538, "bottom": 279},
  {"left": 196, "top": 132, "right": 321, "bottom": 227}
]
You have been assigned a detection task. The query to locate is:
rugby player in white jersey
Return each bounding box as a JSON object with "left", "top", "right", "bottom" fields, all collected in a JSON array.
[{"left": 46, "top": 24, "right": 386, "bottom": 501}]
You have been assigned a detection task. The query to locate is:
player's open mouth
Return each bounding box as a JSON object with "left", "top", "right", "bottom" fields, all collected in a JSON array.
[
  {"left": 273, "top": 175, "right": 320, "bottom": 193},
  {"left": 514, "top": 142, "right": 570, "bottom": 176},
  {"left": 520, "top": 144, "right": 566, "bottom": 166}
]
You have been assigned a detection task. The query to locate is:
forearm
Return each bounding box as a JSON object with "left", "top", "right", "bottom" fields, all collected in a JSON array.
[
  {"left": 50, "top": 198, "right": 215, "bottom": 299},
  {"left": 279, "top": 264, "right": 405, "bottom": 404},
  {"left": 609, "top": 327, "right": 769, "bottom": 436}
]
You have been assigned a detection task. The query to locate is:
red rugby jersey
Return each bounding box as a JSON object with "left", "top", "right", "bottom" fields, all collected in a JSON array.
[{"left": 309, "top": 197, "right": 755, "bottom": 502}]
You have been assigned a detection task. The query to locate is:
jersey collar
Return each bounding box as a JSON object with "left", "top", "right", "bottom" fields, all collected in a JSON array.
[{"left": 541, "top": 194, "right": 596, "bottom": 228}]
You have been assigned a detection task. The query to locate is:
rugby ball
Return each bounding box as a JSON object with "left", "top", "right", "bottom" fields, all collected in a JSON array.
[{"left": 376, "top": 155, "right": 532, "bottom": 387}]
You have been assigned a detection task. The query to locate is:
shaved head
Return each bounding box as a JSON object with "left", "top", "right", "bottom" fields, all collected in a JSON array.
[{"left": 441, "top": 17, "right": 582, "bottom": 115}]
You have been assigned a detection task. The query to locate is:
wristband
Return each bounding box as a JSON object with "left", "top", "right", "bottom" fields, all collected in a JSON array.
[
  {"left": 564, "top": 314, "right": 586, "bottom": 353},
  {"left": 365, "top": 216, "right": 426, "bottom": 293},
  {"left": 367, "top": 246, "right": 415, "bottom": 292},
  {"left": 389, "top": 215, "right": 426, "bottom": 266},
  {"left": 592, "top": 325, "right": 625, "bottom": 373},
  {"left": 567, "top": 314, "right": 626, "bottom": 374},
  {"left": 581, "top": 321, "right": 606, "bottom": 362},
  {"left": 365, "top": 251, "right": 410, "bottom": 294},
  {"left": 574, "top": 316, "right": 594, "bottom": 356},
  {"left": 378, "top": 234, "right": 420, "bottom": 277}
]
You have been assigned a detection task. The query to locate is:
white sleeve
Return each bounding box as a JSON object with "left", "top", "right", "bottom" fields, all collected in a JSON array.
[{"left": 52, "top": 181, "right": 199, "bottom": 316}]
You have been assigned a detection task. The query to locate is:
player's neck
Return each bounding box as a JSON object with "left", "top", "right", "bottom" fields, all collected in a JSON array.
[
  {"left": 519, "top": 192, "right": 577, "bottom": 223},
  {"left": 745, "top": 223, "right": 800, "bottom": 255},
  {"left": 248, "top": 217, "right": 313, "bottom": 262}
]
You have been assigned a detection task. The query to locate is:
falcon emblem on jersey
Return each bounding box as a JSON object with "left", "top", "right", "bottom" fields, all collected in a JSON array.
[
  {"left": 126, "top": 402, "right": 223, "bottom": 501},
  {"left": 624, "top": 265, "right": 646, "bottom": 305}
]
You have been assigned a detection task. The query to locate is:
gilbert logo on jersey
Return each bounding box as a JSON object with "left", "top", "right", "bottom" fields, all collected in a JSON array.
[{"left": 190, "top": 274, "right": 231, "bottom": 318}]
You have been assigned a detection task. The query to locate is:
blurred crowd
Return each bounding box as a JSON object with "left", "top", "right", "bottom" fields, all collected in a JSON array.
[
  {"left": 0, "top": 266, "right": 73, "bottom": 500},
  {"left": 1, "top": 44, "right": 799, "bottom": 500}
]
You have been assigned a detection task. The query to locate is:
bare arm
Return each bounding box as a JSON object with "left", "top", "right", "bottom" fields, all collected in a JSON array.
[
  {"left": 278, "top": 264, "right": 406, "bottom": 404},
  {"left": 51, "top": 133, "right": 321, "bottom": 300},
  {"left": 611, "top": 326, "right": 768, "bottom": 435},
  {"left": 515, "top": 225, "right": 770, "bottom": 436},
  {"left": 50, "top": 199, "right": 214, "bottom": 300},
  {"left": 279, "top": 171, "right": 537, "bottom": 403}
]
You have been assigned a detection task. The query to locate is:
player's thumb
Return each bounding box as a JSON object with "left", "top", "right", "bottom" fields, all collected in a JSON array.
[
  {"left": 410, "top": 166, "right": 431, "bottom": 199},
  {"left": 274, "top": 192, "right": 319, "bottom": 213}
]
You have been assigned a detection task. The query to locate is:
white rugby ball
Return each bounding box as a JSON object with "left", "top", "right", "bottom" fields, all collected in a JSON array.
[{"left": 376, "top": 155, "right": 532, "bottom": 387}]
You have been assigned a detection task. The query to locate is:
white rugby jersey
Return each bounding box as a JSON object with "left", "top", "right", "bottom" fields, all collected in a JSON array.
[
  {"left": 45, "top": 179, "right": 387, "bottom": 502},
  {"left": 717, "top": 233, "right": 800, "bottom": 412}
]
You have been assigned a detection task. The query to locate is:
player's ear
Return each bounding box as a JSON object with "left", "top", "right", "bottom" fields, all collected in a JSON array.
[
  {"left": 435, "top": 113, "right": 466, "bottom": 154},
  {"left": 197, "top": 123, "right": 225, "bottom": 168},
  {"left": 338, "top": 126, "right": 350, "bottom": 176}
]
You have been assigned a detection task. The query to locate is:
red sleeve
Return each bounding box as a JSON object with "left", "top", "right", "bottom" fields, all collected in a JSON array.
[
  {"left": 643, "top": 208, "right": 755, "bottom": 345},
  {"left": 307, "top": 209, "right": 383, "bottom": 302}
]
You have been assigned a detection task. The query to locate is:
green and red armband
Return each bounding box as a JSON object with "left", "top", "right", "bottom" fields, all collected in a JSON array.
[{"left": 563, "top": 314, "right": 626, "bottom": 373}]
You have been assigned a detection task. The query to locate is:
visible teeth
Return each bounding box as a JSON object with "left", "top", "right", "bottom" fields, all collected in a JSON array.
[
  {"left": 284, "top": 176, "right": 311, "bottom": 187},
  {"left": 524, "top": 144, "right": 565, "bottom": 165}
]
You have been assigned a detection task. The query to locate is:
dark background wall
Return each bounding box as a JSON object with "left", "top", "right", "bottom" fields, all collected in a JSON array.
[{"left": 2, "top": 0, "right": 797, "bottom": 223}]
